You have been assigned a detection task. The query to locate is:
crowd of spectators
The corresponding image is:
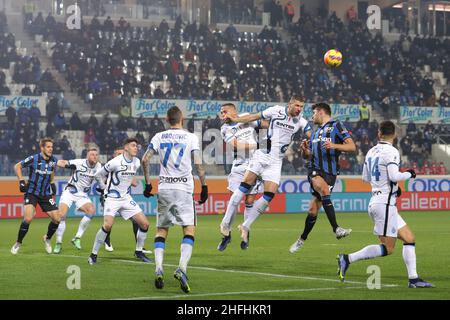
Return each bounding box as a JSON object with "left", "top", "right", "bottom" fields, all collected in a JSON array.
[{"left": 2, "top": 9, "right": 450, "bottom": 176}]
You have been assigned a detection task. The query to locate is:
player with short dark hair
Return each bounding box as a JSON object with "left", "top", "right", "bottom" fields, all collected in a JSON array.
[
  {"left": 88, "top": 137, "right": 151, "bottom": 265},
  {"left": 11, "top": 138, "right": 61, "bottom": 255},
  {"left": 289, "top": 102, "right": 355, "bottom": 253},
  {"left": 336, "top": 120, "right": 434, "bottom": 288}
]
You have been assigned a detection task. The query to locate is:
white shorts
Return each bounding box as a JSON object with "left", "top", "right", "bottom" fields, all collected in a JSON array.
[
  {"left": 59, "top": 189, "right": 92, "bottom": 211},
  {"left": 228, "top": 163, "right": 263, "bottom": 195},
  {"left": 368, "top": 203, "right": 407, "bottom": 238},
  {"left": 103, "top": 195, "right": 142, "bottom": 220},
  {"left": 157, "top": 189, "right": 196, "bottom": 228},
  {"left": 247, "top": 150, "right": 282, "bottom": 185}
]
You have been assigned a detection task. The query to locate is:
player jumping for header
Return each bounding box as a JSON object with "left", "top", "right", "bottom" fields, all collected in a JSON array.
[
  {"left": 289, "top": 103, "right": 355, "bottom": 254},
  {"left": 222, "top": 95, "right": 312, "bottom": 250}
]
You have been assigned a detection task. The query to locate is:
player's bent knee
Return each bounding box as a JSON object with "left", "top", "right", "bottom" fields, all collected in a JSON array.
[{"left": 263, "top": 192, "right": 275, "bottom": 203}]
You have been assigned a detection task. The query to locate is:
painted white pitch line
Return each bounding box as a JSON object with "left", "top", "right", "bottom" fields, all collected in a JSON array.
[
  {"left": 7, "top": 252, "right": 398, "bottom": 288},
  {"left": 113, "top": 286, "right": 368, "bottom": 300},
  {"left": 112, "top": 259, "right": 398, "bottom": 288}
]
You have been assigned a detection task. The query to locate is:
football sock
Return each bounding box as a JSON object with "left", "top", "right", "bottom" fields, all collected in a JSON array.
[
  {"left": 348, "top": 244, "right": 387, "bottom": 263},
  {"left": 104, "top": 232, "right": 111, "bottom": 246},
  {"left": 300, "top": 214, "right": 318, "bottom": 241},
  {"left": 92, "top": 227, "right": 109, "bottom": 254},
  {"left": 17, "top": 221, "right": 30, "bottom": 243},
  {"left": 75, "top": 215, "right": 92, "bottom": 239},
  {"left": 56, "top": 218, "right": 66, "bottom": 243},
  {"left": 242, "top": 193, "right": 274, "bottom": 230},
  {"left": 154, "top": 237, "right": 166, "bottom": 272},
  {"left": 46, "top": 221, "right": 60, "bottom": 240},
  {"left": 223, "top": 183, "right": 251, "bottom": 228},
  {"left": 243, "top": 203, "right": 253, "bottom": 222},
  {"left": 132, "top": 219, "right": 139, "bottom": 241},
  {"left": 403, "top": 243, "right": 418, "bottom": 279},
  {"left": 322, "top": 196, "right": 339, "bottom": 232},
  {"left": 135, "top": 227, "right": 148, "bottom": 251},
  {"left": 179, "top": 235, "right": 194, "bottom": 273}
]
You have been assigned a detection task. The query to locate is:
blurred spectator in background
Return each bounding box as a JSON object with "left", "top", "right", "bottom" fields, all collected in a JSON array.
[
  {"left": 6, "top": 104, "right": 16, "bottom": 127},
  {"left": 53, "top": 110, "right": 67, "bottom": 131},
  {"left": 84, "top": 128, "right": 97, "bottom": 144},
  {"left": 63, "top": 146, "right": 76, "bottom": 160},
  {"left": 69, "top": 112, "right": 83, "bottom": 130}
]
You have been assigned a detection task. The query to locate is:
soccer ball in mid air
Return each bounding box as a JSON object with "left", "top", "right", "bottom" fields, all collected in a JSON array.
[{"left": 324, "top": 49, "right": 342, "bottom": 67}]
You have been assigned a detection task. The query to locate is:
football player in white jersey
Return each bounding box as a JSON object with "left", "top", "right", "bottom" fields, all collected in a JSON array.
[
  {"left": 337, "top": 121, "right": 434, "bottom": 288},
  {"left": 88, "top": 138, "right": 151, "bottom": 265},
  {"left": 142, "top": 106, "right": 208, "bottom": 293},
  {"left": 217, "top": 103, "right": 267, "bottom": 251},
  {"left": 222, "top": 95, "right": 312, "bottom": 250},
  {"left": 52, "top": 147, "right": 105, "bottom": 253},
  {"left": 100, "top": 147, "right": 152, "bottom": 254}
]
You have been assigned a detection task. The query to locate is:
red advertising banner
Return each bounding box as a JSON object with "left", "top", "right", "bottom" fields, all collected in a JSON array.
[
  {"left": 0, "top": 196, "right": 47, "bottom": 219},
  {"left": 398, "top": 192, "right": 450, "bottom": 211}
]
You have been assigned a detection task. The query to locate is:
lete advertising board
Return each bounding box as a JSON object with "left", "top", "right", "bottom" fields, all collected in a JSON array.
[
  {"left": 131, "top": 98, "right": 366, "bottom": 121},
  {"left": 400, "top": 106, "right": 450, "bottom": 124}
]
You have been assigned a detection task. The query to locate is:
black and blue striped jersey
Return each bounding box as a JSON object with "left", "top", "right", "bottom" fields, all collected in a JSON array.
[
  {"left": 20, "top": 153, "right": 57, "bottom": 197},
  {"left": 309, "top": 120, "right": 352, "bottom": 176}
]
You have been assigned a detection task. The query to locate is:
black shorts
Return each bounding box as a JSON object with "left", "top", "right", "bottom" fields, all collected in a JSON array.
[
  {"left": 24, "top": 193, "right": 58, "bottom": 212},
  {"left": 307, "top": 169, "right": 337, "bottom": 201}
]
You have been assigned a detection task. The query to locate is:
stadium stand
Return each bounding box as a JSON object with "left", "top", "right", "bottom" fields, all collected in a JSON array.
[{"left": 0, "top": 8, "right": 448, "bottom": 176}]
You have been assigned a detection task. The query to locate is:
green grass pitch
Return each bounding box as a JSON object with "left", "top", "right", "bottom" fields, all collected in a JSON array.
[{"left": 0, "top": 211, "right": 449, "bottom": 300}]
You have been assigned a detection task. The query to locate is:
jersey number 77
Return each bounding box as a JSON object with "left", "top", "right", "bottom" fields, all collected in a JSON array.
[{"left": 160, "top": 143, "right": 186, "bottom": 168}]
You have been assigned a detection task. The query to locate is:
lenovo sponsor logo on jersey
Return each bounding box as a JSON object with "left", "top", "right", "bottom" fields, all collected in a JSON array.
[{"left": 160, "top": 176, "right": 189, "bottom": 184}]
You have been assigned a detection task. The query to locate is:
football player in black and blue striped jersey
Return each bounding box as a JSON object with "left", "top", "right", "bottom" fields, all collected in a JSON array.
[{"left": 11, "top": 138, "right": 61, "bottom": 255}]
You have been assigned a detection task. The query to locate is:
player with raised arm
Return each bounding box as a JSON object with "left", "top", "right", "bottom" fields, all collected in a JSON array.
[
  {"left": 142, "top": 106, "right": 208, "bottom": 293},
  {"left": 222, "top": 95, "right": 312, "bottom": 250},
  {"left": 217, "top": 103, "right": 266, "bottom": 251},
  {"left": 289, "top": 103, "right": 354, "bottom": 254},
  {"left": 336, "top": 120, "right": 434, "bottom": 288},
  {"left": 52, "top": 147, "right": 105, "bottom": 253},
  {"left": 88, "top": 138, "right": 151, "bottom": 265},
  {"left": 11, "top": 138, "right": 61, "bottom": 255}
]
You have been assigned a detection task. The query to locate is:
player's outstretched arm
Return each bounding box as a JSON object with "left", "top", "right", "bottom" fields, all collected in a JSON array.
[{"left": 227, "top": 112, "right": 262, "bottom": 124}]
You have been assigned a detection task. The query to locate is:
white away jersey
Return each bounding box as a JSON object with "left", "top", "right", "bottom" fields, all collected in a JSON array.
[
  {"left": 66, "top": 159, "right": 102, "bottom": 195},
  {"left": 363, "top": 142, "right": 402, "bottom": 206},
  {"left": 220, "top": 113, "right": 260, "bottom": 167},
  {"left": 148, "top": 129, "right": 200, "bottom": 193},
  {"left": 261, "top": 105, "right": 311, "bottom": 159},
  {"left": 102, "top": 154, "right": 140, "bottom": 198}
]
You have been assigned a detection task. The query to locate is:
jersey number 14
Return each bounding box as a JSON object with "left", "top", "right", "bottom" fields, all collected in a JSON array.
[{"left": 368, "top": 157, "right": 381, "bottom": 181}]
